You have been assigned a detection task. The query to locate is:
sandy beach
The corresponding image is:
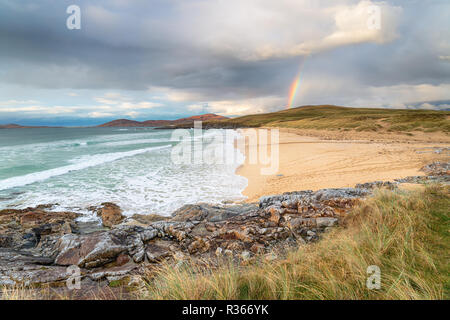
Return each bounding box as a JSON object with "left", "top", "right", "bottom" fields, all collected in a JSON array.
[{"left": 237, "top": 128, "right": 450, "bottom": 202}]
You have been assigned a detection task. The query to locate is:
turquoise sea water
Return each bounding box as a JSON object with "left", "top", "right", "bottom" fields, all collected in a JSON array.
[{"left": 0, "top": 127, "right": 247, "bottom": 220}]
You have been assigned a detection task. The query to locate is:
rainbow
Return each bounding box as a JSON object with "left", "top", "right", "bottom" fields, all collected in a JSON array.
[
  {"left": 287, "top": 76, "right": 301, "bottom": 109},
  {"left": 286, "top": 58, "right": 307, "bottom": 109}
]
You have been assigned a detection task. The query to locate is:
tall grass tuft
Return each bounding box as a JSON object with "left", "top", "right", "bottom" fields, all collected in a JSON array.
[{"left": 0, "top": 285, "right": 51, "bottom": 300}]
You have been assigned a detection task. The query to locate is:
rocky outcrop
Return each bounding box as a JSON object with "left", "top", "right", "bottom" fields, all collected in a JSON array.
[
  {"left": 421, "top": 161, "right": 450, "bottom": 176},
  {"left": 0, "top": 206, "right": 78, "bottom": 250},
  {"left": 355, "top": 181, "right": 398, "bottom": 189},
  {"left": 393, "top": 161, "right": 450, "bottom": 184},
  {"left": 0, "top": 188, "right": 369, "bottom": 287},
  {"left": 258, "top": 188, "right": 369, "bottom": 241}
]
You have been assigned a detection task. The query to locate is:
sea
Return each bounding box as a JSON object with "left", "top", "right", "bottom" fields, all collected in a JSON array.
[{"left": 0, "top": 127, "right": 247, "bottom": 221}]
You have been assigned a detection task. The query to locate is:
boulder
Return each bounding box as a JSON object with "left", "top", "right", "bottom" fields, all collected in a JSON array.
[
  {"left": 171, "top": 203, "right": 257, "bottom": 222},
  {"left": 188, "top": 237, "right": 211, "bottom": 254},
  {"left": 0, "top": 249, "right": 65, "bottom": 286},
  {"left": 18, "top": 210, "right": 78, "bottom": 229},
  {"left": 55, "top": 232, "right": 128, "bottom": 268},
  {"left": 0, "top": 207, "right": 78, "bottom": 250},
  {"left": 115, "top": 253, "right": 130, "bottom": 266},
  {"left": 146, "top": 242, "right": 172, "bottom": 263},
  {"left": 315, "top": 217, "right": 338, "bottom": 228},
  {"left": 268, "top": 206, "right": 281, "bottom": 224},
  {"left": 98, "top": 203, "right": 124, "bottom": 228},
  {"left": 88, "top": 263, "right": 138, "bottom": 282},
  {"left": 130, "top": 214, "right": 169, "bottom": 225}
]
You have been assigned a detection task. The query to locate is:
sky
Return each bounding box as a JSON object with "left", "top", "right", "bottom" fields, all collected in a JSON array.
[{"left": 0, "top": 0, "right": 449, "bottom": 126}]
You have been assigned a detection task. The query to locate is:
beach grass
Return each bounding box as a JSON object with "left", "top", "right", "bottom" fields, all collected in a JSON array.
[
  {"left": 137, "top": 184, "right": 449, "bottom": 300},
  {"left": 0, "top": 285, "right": 53, "bottom": 300},
  {"left": 207, "top": 105, "right": 450, "bottom": 133}
]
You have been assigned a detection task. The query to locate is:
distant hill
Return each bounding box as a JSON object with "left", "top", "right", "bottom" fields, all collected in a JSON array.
[
  {"left": 0, "top": 123, "right": 24, "bottom": 129},
  {"left": 174, "top": 114, "right": 228, "bottom": 123},
  {"left": 97, "top": 113, "right": 228, "bottom": 127},
  {"left": 4, "top": 107, "right": 449, "bottom": 133},
  {"left": 97, "top": 119, "right": 154, "bottom": 127},
  {"left": 0, "top": 123, "right": 51, "bottom": 129},
  {"left": 196, "top": 105, "right": 450, "bottom": 133}
]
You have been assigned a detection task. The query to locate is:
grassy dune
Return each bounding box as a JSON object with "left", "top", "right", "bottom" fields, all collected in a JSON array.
[
  {"left": 138, "top": 185, "right": 449, "bottom": 300},
  {"left": 208, "top": 105, "right": 450, "bottom": 133}
]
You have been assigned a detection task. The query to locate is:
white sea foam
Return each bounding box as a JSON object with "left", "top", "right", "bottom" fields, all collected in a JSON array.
[
  {"left": 0, "top": 128, "right": 248, "bottom": 220},
  {"left": 0, "top": 145, "right": 171, "bottom": 191},
  {"left": 98, "top": 138, "right": 175, "bottom": 147},
  {"left": 0, "top": 131, "right": 169, "bottom": 152}
]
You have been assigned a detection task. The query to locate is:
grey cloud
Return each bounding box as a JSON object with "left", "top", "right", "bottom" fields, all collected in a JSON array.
[{"left": 0, "top": 0, "right": 449, "bottom": 119}]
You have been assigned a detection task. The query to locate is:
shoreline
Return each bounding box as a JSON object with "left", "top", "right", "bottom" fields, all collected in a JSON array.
[
  {"left": 235, "top": 127, "right": 449, "bottom": 202},
  {"left": 1, "top": 127, "right": 447, "bottom": 214},
  {"left": 1, "top": 160, "right": 447, "bottom": 291},
  {"left": 1, "top": 132, "right": 448, "bottom": 291}
]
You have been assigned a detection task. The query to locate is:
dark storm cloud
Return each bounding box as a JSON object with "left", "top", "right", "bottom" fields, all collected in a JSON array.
[
  {"left": 0, "top": 0, "right": 449, "bottom": 121},
  {"left": 0, "top": 0, "right": 297, "bottom": 99}
]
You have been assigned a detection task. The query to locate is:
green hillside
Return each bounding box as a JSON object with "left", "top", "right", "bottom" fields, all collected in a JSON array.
[{"left": 208, "top": 105, "right": 450, "bottom": 133}]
